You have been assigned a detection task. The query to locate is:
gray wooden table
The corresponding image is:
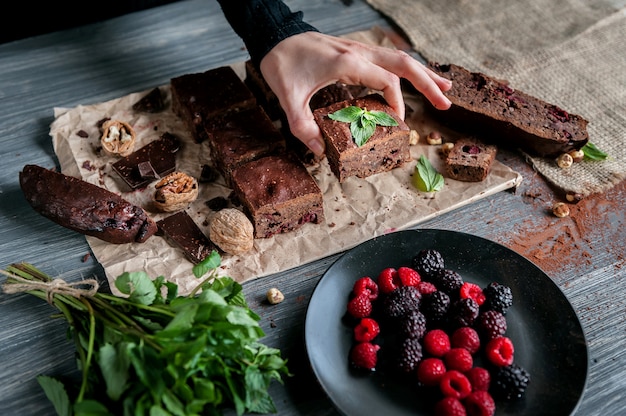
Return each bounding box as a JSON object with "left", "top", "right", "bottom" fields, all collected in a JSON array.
[{"left": 1, "top": 1, "right": 624, "bottom": 415}]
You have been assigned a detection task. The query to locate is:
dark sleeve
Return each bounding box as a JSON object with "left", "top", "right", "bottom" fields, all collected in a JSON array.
[{"left": 216, "top": 0, "right": 318, "bottom": 66}]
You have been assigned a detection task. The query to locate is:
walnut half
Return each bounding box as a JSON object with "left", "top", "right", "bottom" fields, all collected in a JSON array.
[
  {"left": 152, "top": 171, "right": 198, "bottom": 212},
  {"left": 209, "top": 208, "right": 254, "bottom": 255},
  {"left": 100, "top": 120, "right": 136, "bottom": 157}
]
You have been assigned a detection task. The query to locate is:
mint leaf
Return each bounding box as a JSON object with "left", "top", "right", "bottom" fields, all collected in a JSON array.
[
  {"left": 581, "top": 142, "right": 608, "bottom": 160},
  {"left": 414, "top": 155, "right": 444, "bottom": 192},
  {"left": 192, "top": 250, "right": 221, "bottom": 279},
  {"left": 37, "top": 376, "right": 71, "bottom": 416},
  {"left": 329, "top": 105, "right": 399, "bottom": 147},
  {"left": 328, "top": 106, "right": 363, "bottom": 122},
  {"left": 114, "top": 271, "right": 157, "bottom": 305},
  {"left": 98, "top": 342, "right": 131, "bottom": 400}
]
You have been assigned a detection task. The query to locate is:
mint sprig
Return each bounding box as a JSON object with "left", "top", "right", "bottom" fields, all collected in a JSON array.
[
  {"left": 413, "top": 155, "right": 445, "bottom": 192},
  {"left": 328, "top": 106, "right": 399, "bottom": 147}
]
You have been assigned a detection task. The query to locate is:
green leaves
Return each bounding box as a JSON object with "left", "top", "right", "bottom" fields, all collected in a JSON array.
[
  {"left": 328, "top": 106, "right": 398, "bottom": 147},
  {"left": 413, "top": 155, "right": 445, "bottom": 192},
  {"left": 3, "top": 253, "right": 290, "bottom": 416},
  {"left": 581, "top": 142, "right": 608, "bottom": 160}
]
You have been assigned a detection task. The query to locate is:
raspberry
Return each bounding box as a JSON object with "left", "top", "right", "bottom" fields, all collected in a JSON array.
[
  {"left": 353, "top": 276, "right": 379, "bottom": 301},
  {"left": 417, "top": 280, "right": 437, "bottom": 295},
  {"left": 347, "top": 294, "right": 373, "bottom": 319},
  {"left": 482, "top": 282, "right": 513, "bottom": 315},
  {"left": 412, "top": 249, "right": 445, "bottom": 279},
  {"left": 465, "top": 367, "right": 490, "bottom": 392},
  {"left": 381, "top": 285, "right": 421, "bottom": 319},
  {"left": 423, "top": 329, "right": 451, "bottom": 357},
  {"left": 492, "top": 363, "right": 531, "bottom": 400},
  {"left": 353, "top": 317, "right": 380, "bottom": 342},
  {"left": 460, "top": 282, "right": 485, "bottom": 306},
  {"left": 440, "top": 370, "right": 472, "bottom": 399},
  {"left": 397, "top": 266, "right": 421, "bottom": 286},
  {"left": 464, "top": 390, "right": 495, "bottom": 416},
  {"left": 444, "top": 348, "right": 473, "bottom": 372},
  {"left": 485, "top": 336, "right": 514, "bottom": 367},
  {"left": 349, "top": 342, "right": 380, "bottom": 371},
  {"left": 377, "top": 267, "right": 399, "bottom": 294},
  {"left": 451, "top": 327, "right": 480, "bottom": 354},
  {"left": 475, "top": 310, "right": 507, "bottom": 341},
  {"left": 447, "top": 298, "right": 480, "bottom": 328},
  {"left": 400, "top": 310, "right": 427, "bottom": 339},
  {"left": 417, "top": 357, "right": 447, "bottom": 386},
  {"left": 396, "top": 337, "right": 423, "bottom": 373},
  {"left": 434, "top": 397, "right": 467, "bottom": 416}
]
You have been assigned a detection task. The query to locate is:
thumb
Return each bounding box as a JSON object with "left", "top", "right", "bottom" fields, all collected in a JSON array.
[{"left": 284, "top": 109, "right": 325, "bottom": 156}]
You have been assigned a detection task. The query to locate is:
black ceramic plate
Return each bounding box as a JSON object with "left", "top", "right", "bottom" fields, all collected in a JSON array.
[{"left": 304, "top": 229, "right": 588, "bottom": 415}]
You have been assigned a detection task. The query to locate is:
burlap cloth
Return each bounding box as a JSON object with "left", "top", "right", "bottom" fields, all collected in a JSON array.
[{"left": 366, "top": 0, "right": 626, "bottom": 197}]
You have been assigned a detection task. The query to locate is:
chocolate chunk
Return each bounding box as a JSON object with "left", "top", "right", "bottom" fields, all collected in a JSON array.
[
  {"left": 157, "top": 211, "right": 215, "bottom": 264},
  {"left": 112, "top": 132, "right": 181, "bottom": 189},
  {"left": 199, "top": 164, "right": 219, "bottom": 183},
  {"left": 132, "top": 87, "right": 166, "bottom": 113},
  {"left": 205, "top": 196, "right": 229, "bottom": 211},
  {"left": 137, "top": 161, "right": 157, "bottom": 180}
]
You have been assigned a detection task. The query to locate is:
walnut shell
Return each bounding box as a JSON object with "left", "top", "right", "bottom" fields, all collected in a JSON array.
[
  {"left": 100, "top": 120, "right": 136, "bottom": 157},
  {"left": 209, "top": 208, "right": 254, "bottom": 255},
  {"left": 152, "top": 171, "right": 198, "bottom": 212}
]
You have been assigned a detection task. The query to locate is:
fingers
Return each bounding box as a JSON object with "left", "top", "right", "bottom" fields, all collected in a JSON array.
[{"left": 287, "top": 114, "right": 325, "bottom": 156}]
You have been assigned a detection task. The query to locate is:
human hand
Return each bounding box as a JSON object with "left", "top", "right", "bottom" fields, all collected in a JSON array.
[{"left": 259, "top": 31, "right": 452, "bottom": 156}]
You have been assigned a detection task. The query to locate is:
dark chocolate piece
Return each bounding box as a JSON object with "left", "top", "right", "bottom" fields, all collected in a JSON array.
[
  {"left": 137, "top": 161, "right": 157, "bottom": 180},
  {"left": 19, "top": 164, "right": 157, "bottom": 244},
  {"left": 111, "top": 132, "right": 181, "bottom": 189},
  {"left": 132, "top": 87, "right": 166, "bottom": 113},
  {"left": 157, "top": 211, "right": 215, "bottom": 264}
]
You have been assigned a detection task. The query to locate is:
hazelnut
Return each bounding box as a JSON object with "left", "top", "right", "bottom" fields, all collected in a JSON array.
[
  {"left": 426, "top": 131, "right": 443, "bottom": 145},
  {"left": 266, "top": 287, "right": 285, "bottom": 304},
  {"left": 568, "top": 149, "right": 585, "bottom": 163},
  {"left": 441, "top": 142, "right": 454, "bottom": 156},
  {"left": 552, "top": 202, "right": 570, "bottom": 218},
  {"left": 409, "top": 130, "right": 420, "bottom": 146},
  {"left": 209, "top": 208, "right": 254, "bottom": 255},
  {"left": 556, "top": 153, "right": 573, "bottom": 168},
  {"left": 565, "top": 192, "right": 584, "bottom": 202}
]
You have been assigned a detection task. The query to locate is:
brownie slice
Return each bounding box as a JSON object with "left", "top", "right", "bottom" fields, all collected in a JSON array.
[
  {"left": 313, "top": 93, "right": 411, "bottom": 182},
  {"left": 229, "top": 152, "right": 324, "bottom": 238},
  {"left": 445, "top": 137, "right": 497, "bottom": 182},
  {"left": 426, "top": 62, "right": 589, "bottom": 157},
  {"left": 204, "top": 106, "right": 286, "bottom": 186},
  {"left": 171, "top": 66, "right": 257, "bottom": 143},
  {"left": 157, "top": 210, "right": 215, "bottom": 264},
  {"left": 111, "top": 132, "right": 181, "bottom": 190},
  {"left": 244, "top": 60, "right": 282, "bottom": 120}
]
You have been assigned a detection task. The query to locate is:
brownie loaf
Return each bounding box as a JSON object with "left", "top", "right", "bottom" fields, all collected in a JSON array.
[
  {"left": 445, "top": 137, "right": 497, "bottom": 182},
  {"left": 427, "top": 63, "right": 589, "bottom": 157},
  {"left": 313, "top": 93, "right": 411, "bottom": 182},
  {"left": 20, "top": 164, "right": 157, "bottom": 244}
]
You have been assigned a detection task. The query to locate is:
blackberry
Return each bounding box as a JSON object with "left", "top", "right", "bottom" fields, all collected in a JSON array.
[
  {"left": 492, "top": 363, "right": 531, "bottom": 400},
  {"left": 421, "top": 290, "right": 450, "bottom": 324},
  {"left": 381, "top": 286, "right": 421, "bottom": 319},
  {"left": 475, "top": 310, "right": 507, "bottom": 341},
  {"left": 432, "top": 269, "right": 464, "bottom": 296},
  {"left": 412, "top": 249, "right": 445, "bottom": 279},
  {"left": 400, "top": 310, "right": 427, "bottom": 339},
  {"left": 447, "top": 298, "right": 480, "bottom": 328},
  {"left": 483, "top": 282, "right": 513, "bottom": 315},
  {"left": 396, "top": 336, "right": 423, "bottom": 374}
]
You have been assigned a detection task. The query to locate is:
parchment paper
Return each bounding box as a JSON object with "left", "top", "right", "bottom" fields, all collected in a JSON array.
[{"left": 50, "top": 33, "right": 522, "bottom": 295}]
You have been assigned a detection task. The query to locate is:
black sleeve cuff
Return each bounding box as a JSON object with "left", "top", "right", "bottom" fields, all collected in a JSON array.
[{"left": 217, "top": 0, "right": 319, "bottom": 67}]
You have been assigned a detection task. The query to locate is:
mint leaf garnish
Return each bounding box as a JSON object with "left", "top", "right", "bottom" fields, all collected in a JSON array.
[
  {"left": 329, "top": 106, "right": 399, "bottom": 147},
  {"left": 581, "top": 142, "right": 608, "bottom": 160},
  {"left": 413, "top": 155, "right": 444, "bottom": 192}
]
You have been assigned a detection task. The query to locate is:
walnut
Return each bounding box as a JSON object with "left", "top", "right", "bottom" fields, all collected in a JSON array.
[
  {"left": 209, "top": 208, "right": 254, "bottom": 255},
  {"left": 100, "top": 120, "right": 136, "bottom": 157},
  {"left": 152, "top": 171, "right": 198, "bottom": 212}
]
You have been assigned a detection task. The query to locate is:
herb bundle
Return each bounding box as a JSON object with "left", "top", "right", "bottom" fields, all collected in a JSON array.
[{"left": 1, "top": 252, "right": 289, "bottom": 416}]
